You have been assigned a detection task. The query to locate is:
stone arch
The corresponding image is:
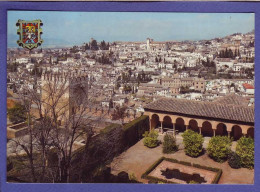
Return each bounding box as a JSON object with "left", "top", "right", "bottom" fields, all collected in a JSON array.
[
  {"left": 216, "top": 123, "right": 228, "bottom": 136},
  {"left": 188, "top": 119, "right": 199, "bottom": 133},
  {"left": 175, "top": 117, "right": 186, "bottom": 133},
  {"left": 231, "top": 125, "right": 243, "bottom": 141},
  {"left": 247, "top": 127, "right": 254, "bottom": 139},
  {"left": 151, "top": 114, "right": 160, "bottom": 129},
  {"left": 162, "top": 116, "right": 173, "bottom": 131},
  {"left": 201, "top": 121, "right": 213, "bottom": 137}
]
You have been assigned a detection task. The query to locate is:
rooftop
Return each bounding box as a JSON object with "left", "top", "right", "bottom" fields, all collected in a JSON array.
[
  {"left": 243, "top": 83, "right": 254, "bottom": 89},
  {"left": 213, "top": 93, "right": 250, "bottom": 107},
  {"left": 144, "top": 97, "right": 254, "bottom": 123}
]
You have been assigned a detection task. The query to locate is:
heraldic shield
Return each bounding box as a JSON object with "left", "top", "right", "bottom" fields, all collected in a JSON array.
[{"left": 16, "top": 19, "right": 44, "bottom": 50}]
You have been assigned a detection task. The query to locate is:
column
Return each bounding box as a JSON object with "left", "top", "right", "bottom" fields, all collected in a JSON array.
[
  {"left": 160, "top": 121, "right": 163, "bottom": 133},
  {"left": 149, "top": 119, "right": 152, "bottom": 131},
  {"left": 173, "top": 124, "right": 176, "bottom": 137},
  {"left": 227, "top": 131, "right": 230, "bottom": 138},
  {"left": 213, "top": 129, "right": 216, "bottom": 137},
  {"left": 199, "top": 127, "right": 202, "bottom": 134}
]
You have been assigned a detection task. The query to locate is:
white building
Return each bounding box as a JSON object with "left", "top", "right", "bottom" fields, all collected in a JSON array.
[
  {"left": 16, "top": 57, "right": 29, "bottom": 64},
  {"left": 242, "top": 83, "right": 254, "bottom": 95}
]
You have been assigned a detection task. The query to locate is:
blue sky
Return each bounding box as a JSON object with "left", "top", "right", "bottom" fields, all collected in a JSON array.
[{"left": 8, "top": 11, "right": 254, "bottom": 48}]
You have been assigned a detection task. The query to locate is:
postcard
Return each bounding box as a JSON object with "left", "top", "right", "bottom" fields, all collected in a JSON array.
[{"left": 0, "top": 1, "right": 259, "bottom": 192}]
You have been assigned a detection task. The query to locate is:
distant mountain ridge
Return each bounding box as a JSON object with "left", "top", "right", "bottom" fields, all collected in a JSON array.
[{"left": 8, "top": 29, "right": 254, "bottom": 48}]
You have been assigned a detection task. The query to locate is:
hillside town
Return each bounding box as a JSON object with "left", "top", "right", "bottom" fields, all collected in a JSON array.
[
  {"left": 7, "top": 31, "right": 255, "bottom": 124},
  {"left": 6, "top": 26, "right": 255, "bottom": 185},
  {"left": 5, "top": 8, "right": 257, "bottom": 186}
]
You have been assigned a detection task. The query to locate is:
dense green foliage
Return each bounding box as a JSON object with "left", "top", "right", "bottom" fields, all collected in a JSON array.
[
  {"left": 143, "top": 129, "right": 159, "bottom": 148},
  {"left": 207, "top": 136, "right": 232, "bottom": 162},
  {"left": 189, "top": 180, "right": 199, "bottom": 184},
  {"left": 228, "top": 151, "right": 241, "bottom": 169},
  {"left": 218, "top": 48, "right": 240, "bottom": 59},
  {"left": 182, "top": 130, "right": 204, "bottom": 157},
  {"left": 123, "top": 115, "right": 150, "bottom": 147},
  {"left": 7, "top": 103, "right": 27, "bottom": 124},
  {"left": 162, "top": 134, "right": 178, "bottom": 154},
  {"left": 236, "top": 137, "right": 254, "bottom": 169},
  {"left": 100, "top": 123, "right": 122, "bottom": 134}
]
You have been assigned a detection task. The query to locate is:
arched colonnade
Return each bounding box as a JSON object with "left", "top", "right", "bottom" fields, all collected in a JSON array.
[{"left": 147, "top": 112, "right": 254, "bottom": 140}]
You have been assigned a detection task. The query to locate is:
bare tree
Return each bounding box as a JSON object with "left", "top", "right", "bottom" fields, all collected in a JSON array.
[
  {"left": 111, "top": 105, "right": 127, "bottom": 124},
  {"left": 8, "top": 71, "right": 109, "bottom": 183}
]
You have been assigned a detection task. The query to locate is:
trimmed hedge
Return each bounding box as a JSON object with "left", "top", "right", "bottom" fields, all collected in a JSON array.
[
  {"left": 100, "top": 123, "right": 122, "bottom": 135},
  {"left": 73, "top": 115, "right": 149, "bottom": 157},
  {"left": 192, "top": 163, "right": 222, "bottom": 184},
  {"left": 123, "top": 115, "right": 150, "bottom": 148},
  {"left": 141, "top": 157, "right": 164, "bottom": 178},
  {"left": 178, "top": 161, "right": 192, "bottom": 166},
  {"left": 142, "top": 157, "right": 222, "bottom": 184},
  {"left": 71, "top": 115, "right": 150, "bottom": 182}
]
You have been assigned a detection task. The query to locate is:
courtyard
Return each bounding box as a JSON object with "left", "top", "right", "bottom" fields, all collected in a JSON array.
[{"left": 110, "top": 133, "right": 254, "bottom": 184}]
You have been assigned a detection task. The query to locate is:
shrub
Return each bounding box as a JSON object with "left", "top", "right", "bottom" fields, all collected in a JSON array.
[
  {"left": 7, "top": 103, "right": 27, "bottom": 124},
  {"left": 143, "top": 129, "right": 159, "bottom": 148},
  {"left": 228, "top": 151, "right": 241, "bottom": 169},
  {"left": 189, "top": 180, "right": 199, "bottom": 184},
  {"left": 182, "top": 129, "right": 204, "bottom": 157},
  {"left": 162, "top": 134, "right": 178, "bottom": 154},
  {"left": 207, "top": 136, "right": 232, "bottom": 162},
  {"left": 157, "top": 181, "right": 166, "bottom": 184},
  {"left": 117, "top": 171, "right": 130, "bottom": 182},
  {"left": 128, "top": 173, "right": 137, "bottom": 181},
  {"left": 236, "top": 137, "right": 254, "bottom": 169}
]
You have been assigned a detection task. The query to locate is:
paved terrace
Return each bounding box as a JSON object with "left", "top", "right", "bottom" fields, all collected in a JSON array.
[{"left": 110, "top": 132, "right": 254, "bottom": 184}]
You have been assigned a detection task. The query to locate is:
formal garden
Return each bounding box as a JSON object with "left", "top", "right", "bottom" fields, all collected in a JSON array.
[
  {"left": 142, "top": 129, "right": 254, "bottom": 170},
  {"left": 110, "top": 126, "right": 254, "bottom": 184},
  {"left": 7, "top": 114, "right": 254, "bottom": 184}
]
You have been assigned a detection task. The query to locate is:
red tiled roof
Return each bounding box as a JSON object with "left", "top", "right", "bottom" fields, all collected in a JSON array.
[
  {"left": 243, "top": 83, "right": 254, "bottom": 89},
  {"left": 144, "top": 98, "right": 254, "bottom": 123},
  {"left": 213, "top": 93, "right": 249, "bottom": 106}
]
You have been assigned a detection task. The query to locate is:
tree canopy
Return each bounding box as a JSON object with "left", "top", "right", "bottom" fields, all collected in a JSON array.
[{"left": 7, "top": 103, "right": 27, "bottom": 124}]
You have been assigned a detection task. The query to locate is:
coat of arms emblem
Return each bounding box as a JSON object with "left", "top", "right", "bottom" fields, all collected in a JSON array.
[{"left": 16, "top": 19, "right": 44, "bottom": 50}]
